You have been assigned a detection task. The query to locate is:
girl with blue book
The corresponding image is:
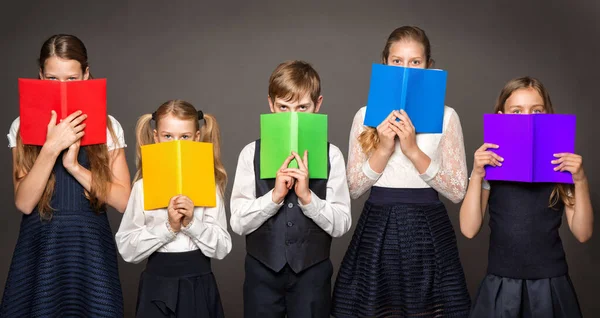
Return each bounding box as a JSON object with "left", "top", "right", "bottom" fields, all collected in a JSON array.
[
  {"left": 331, "top": 26, "right": 471, "bottom": 317},
  {"left": 460, "top": 77, "right": 592, "bottom": 317}
]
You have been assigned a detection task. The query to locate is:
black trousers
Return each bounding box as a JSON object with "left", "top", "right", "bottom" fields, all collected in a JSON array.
[{"left": 243, "top": 254, "right": 333, "bottom": 318}]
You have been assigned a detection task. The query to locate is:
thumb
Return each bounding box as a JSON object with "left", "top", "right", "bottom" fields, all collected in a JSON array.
[{"left": 48, "top": 110, "right": 57, "bottom": 126}]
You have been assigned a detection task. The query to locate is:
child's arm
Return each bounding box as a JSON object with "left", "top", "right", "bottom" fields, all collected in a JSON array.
[
  {"left": 230, "top": 143, "right": 290, "bottom": 235},
  {"left": 62, "top": 116, "right": 131, "bottom": 212},
  {"left": 283, "top": 146, "right": 352, "bottom": 238},
  {"left": 347, "top": 109, "right": 395, "bottom": 199},
  {"left": 115, "top": 181, "right": 178, "bottom": 264},
  {"left": 459, "top": 143, "right": 501, "bottom": 238},
  {"left": 179, "top": 191, "right": 232, "bottom": 260},
  {"left": 12, "top": 112, "right": 86, "bottom": 214},
  {"left": 414, "top": 109, "right": 469, "bottom": 203},
  {"left": 554, "top": 153, "right": 593, "bottom": 242}
]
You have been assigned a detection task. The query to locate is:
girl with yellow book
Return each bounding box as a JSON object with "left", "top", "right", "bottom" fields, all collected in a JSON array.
[{"left": 116, "top": 100, "right": 231, "bottom": 318}]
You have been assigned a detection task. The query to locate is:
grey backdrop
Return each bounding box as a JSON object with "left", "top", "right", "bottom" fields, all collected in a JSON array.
[{"left": 0, "top": 1, "right": 598, "bottom": 317}]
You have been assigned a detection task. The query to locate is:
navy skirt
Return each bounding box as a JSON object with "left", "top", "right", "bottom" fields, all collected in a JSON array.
[
  {"left": 470, "top": 274, "right": 582, "bottom": 318},
  {"left": 332, "top": 187, "right": 471, "bottom": 317},
  {"left": 136, "top": 250, "right": 225, "bottom": 318}
]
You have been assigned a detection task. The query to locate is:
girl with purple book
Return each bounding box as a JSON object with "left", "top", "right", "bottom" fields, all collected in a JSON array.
[{"left": 460, "top": 76, "right": 593, "bottom": 317}]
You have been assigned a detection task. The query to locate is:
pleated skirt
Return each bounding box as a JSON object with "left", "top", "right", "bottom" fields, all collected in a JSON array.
[
  {"left": 136, "top": 250, "right": 225, "bottom": 318},
  {"left": 470, "top": 274, "right": 582, "bottom": 318},
  {"left": 332, "top": 187, "right": 471, "bottom": 317},
  {"left": 0, "top": 209, "right": 123, "bottom": 317}
]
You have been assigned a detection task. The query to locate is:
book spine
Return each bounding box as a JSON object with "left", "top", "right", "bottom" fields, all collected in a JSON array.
[
  {"left": 177, "top": 141, "right": 183, "bottom": 194},
  {"left": 399, "top": 67, "right": 409, "bottom": 111},
  {"left": 529, "top": 116, "right": 534, "bottom": 182},
  {"left": 60, "top": 82, "right": 67, "bottom": 118},
  {"left": 291, "top": 113, "right": 298, "bottom": 153}
]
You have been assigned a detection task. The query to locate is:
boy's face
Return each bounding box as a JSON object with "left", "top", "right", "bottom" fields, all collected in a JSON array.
[{"left": 268, "top": 93, "right": 323, "bottom": 113}]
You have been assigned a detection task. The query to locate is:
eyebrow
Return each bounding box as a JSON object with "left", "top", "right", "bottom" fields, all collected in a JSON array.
[{"left": 276, "top": 102, "right": 311, "bottom": 108}]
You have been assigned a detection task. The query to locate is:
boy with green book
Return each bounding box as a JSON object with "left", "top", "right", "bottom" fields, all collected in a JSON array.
[{"left": 230, "top": 60, "right": 352, "bottom": 318}]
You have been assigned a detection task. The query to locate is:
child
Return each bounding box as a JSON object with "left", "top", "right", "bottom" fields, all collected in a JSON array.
[
  {"left": 460, "top": 77, "right": 592, "bottom": 317},
  {"left": 230, "top": 60, "right": 352, "bottom": 318},
  {"left": 331, "top": 26, "right": 472, "bottom": 317},
  {"left": 1, "top": 34, "right": 131, "bottom": 317},
  {"left": 115, "top": 100, "right": 232, "bottom": 318}
]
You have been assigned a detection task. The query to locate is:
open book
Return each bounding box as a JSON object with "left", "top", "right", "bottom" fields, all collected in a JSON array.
[
  {"left": 141, "top": 140, "right": 216, "bottom": 210},
  {"left": 484, "top": 114, "right": 576, "bottom": 184},
  {"left": 18, "top": 78, "right": 107, "bottom": 145},
  {"left": 260, "top": 112, "right": 328, "bottom": 179},
  {"left": 363, "top": 64, "right": 447, "bottom": 133}
]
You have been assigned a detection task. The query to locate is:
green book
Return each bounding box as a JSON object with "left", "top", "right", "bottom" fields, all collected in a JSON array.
[{"left": 260, "top": 112, "right": 328, "bottom": 179}]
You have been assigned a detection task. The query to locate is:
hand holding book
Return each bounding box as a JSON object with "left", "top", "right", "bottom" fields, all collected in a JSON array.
[
  {"left": 281, "top": 151, "right": 311, "bottom": 205},
  {"left": 44, "top": 110, "right": 87, "bottom": 155}
]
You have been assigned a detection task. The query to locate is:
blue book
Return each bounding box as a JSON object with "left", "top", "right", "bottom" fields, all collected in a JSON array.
[{"left": 363, "top": 64, "right": 447, "bottom": 133}]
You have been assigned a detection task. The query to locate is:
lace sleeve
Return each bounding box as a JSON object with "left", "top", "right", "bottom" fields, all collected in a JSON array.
[
  {"left": 347, "top": 109, "right": 381, "bottom": 199},
  {"left": 424, "top": 110, "right": 468, "bottom": 203}
]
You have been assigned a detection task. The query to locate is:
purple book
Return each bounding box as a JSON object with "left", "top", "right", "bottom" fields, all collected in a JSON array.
[{"left": 483, "top": 114, "right": 576, "bottom": 184}]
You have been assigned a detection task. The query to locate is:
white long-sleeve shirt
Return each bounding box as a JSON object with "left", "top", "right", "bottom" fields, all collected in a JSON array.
[
  {"left": 347, "top": 106, "right": 468, "bottom": 203},
  {"left": 115, "top": 179, "right": 232, "bottom": 264},
  {"left": 230, "top": 141, "right": 352, "bottom": 238}
]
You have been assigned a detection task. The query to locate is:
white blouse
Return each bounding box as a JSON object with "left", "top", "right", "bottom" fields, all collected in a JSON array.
[
  {"left": 115, "top": 179, "right": 232, "bottom": 264},
  {"left": 347, "top": 106, "right": 468, "bottom": 203},
  {"left": 7, "top": 115, "right": 126, "bottom": 151},
  {"left": 230, "top": 141, "right": 352, "bottom": 238}
]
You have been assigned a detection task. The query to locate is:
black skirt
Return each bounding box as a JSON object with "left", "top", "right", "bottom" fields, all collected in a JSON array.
[
  {"left": 136, "top": 250, "right": 225, "bottom": 318},
  {"left": 332, "top": 187, "right": 471, "bottom": 317},
  {"left": 470, "top": 274, "right": 582, "bottom": 318}
]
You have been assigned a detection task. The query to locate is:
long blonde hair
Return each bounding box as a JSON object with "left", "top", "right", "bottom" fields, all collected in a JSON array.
[
  {"left": 15, "top": 34, "right": 117, "bottom": 219},
  {"left": 134, "top": 100, "right": 227, "bottom": 196},
  {"left": 359, "top": 26, "right": 433, "bottom": 154},
  {"left": 494, "top": 76, "right": 574, "bottom": 208}
]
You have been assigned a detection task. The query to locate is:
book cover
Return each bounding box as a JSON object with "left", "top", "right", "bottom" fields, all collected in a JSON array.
[
  {"left": 484, "top": 114, "right": 575, "bottom": 184},
  {"left": 260, "top": 112, "right": 328, "bottom": 179},
  {"left": 141, "top": 140, "right": 216, "bottom": 210},
  {"left": 363, "top": 64, "right": 447, "bottom": 133},
  {"left": 18, "top": 78, "right": 107, "bottom": 146}
]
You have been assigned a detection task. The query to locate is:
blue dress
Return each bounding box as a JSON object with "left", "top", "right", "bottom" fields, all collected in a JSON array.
[{"left": 0, "top": 150, "right": 123, "bottom": 317}]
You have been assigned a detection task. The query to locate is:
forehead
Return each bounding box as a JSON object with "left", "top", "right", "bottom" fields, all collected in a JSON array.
[
  {"left": 505, "top": 87, "right": 544, "bottom": 106},
  {"left": 157, "top": 114, "right": 197, "bottom": 131},
  {"left": 43, "top": 56, "right": 82, "bottom": 72},
  {"left": 389, "top": 40, "right": 426, "bottom": 56}
]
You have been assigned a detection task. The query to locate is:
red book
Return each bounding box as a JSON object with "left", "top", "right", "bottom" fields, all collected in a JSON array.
[{"left": 18, "top": 78, "right": 107, "bottom": 146}]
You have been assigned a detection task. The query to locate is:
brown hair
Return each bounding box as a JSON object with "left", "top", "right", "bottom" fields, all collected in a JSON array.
[
  {"left": 359, "top": 26, "right": 434, "bottom": 154},
  {"left": 15, "top": 34, "right": 117, "bottom": 219},
  {"left": 134, "top": 100, "right": 227, "bottom": 197},
  {"left": 268, "top": 60, "right": 321, "bottom": 105},
  {"left": 495, "top": 76, "right": 574, "bottom": 208}
]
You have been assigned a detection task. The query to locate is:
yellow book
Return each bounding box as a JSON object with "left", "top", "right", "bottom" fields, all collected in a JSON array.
[{"left": 141, "top": 140, "right": 216, "bottom": 210}]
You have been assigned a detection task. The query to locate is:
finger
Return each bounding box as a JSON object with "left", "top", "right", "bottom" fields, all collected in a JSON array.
[
  {"left": 291, "top": 152, "right": 307, "bottom": 171},
  {"left": 75, "top": 131, "right": 85, "bottom": 140},
  {"left": 554, "top": 163, "right": 566, "bottom": 171},
  {"left": 303, "top": 150, "right": 308, "bottom": 170},
  {"left": 387, "top": 117, "right": 403, "bottom": 129},
  {"left": 551, "top": 157, "right": 565, "bottom": 165},
  {"left": 63, "top": 110, "right": 84, "bottom": 123},
  {"left": 48, "top": 110, "right": 57, "bottom": 126},
  {"left": 399, "top": 109, "right": 414, "bottom": 127},
  {"left": 73, "top": 123, "right": 87, "bottom": 133},
  {"left": 279, "top": 154, "right": 296, "bottom": 169},
  {"left": 487, "top": 152, "right": 504, "bottom": 162},
  {"left": 377, "top": 113, "right": 396, "bottom": 129},
  {"left": 478, "top": 143, "right": 499, "bottom": 152},
  {"left": 69, "top": 113, "right": 88, "bottom": 127},
  {"left": 389, "top": 123, "right": 402, "bottom": 136},
  {"left": 285, "top": 171, "right": 307, "bottom": 180}
]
